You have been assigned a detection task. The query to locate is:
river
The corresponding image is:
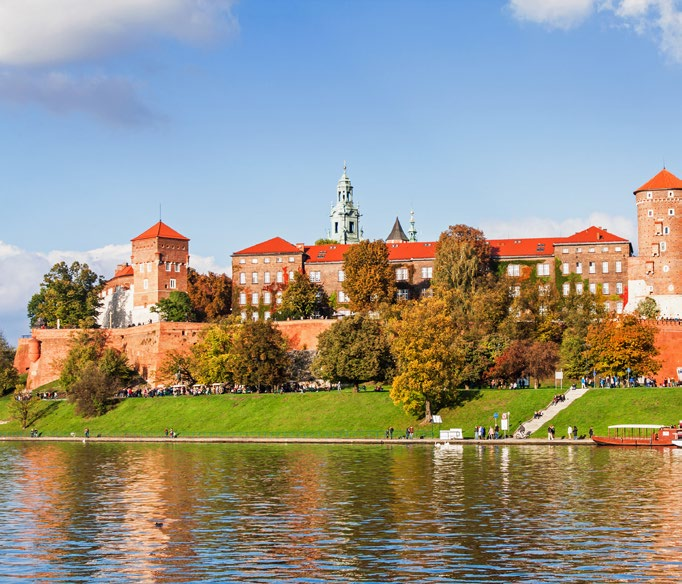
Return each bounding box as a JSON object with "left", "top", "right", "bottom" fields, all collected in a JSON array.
[{"left": 0, "top": 442, "right": 680, "bottom": 582}]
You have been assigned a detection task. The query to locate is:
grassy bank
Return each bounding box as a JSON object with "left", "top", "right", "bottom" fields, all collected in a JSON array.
[{"left": 1, "top": 386, "right": 678, "bottom": 439}]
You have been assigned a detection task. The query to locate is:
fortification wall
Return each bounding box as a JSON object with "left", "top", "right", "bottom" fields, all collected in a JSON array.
[
  {"left": 15, "top": 319, "right": 334, "bottom": 390},
  {"left": 653, "top": 322, "right": 682, "bottom": 382}
]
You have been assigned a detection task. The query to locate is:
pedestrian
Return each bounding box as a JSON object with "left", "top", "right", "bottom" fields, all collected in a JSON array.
[
  {"left": 567, "top": 425, "right": 573, "bottom": 440},
  {"left": 547, "top": 425, "right": 554, "bottom": 440},
  {"left": 573, "top": 425, "right": 578, "bottom": 439},
  {"left": 589, "top": 427, "right": 594, "bottom": 439},
  {"left": 337, "top": 381, "right": 341, "bottom": 392},
  {"left": 389, "top": 426, "right": 394, "bottom": 439},
  {"left": 84, "top": 428, "right": 90, "bottom": 438}
]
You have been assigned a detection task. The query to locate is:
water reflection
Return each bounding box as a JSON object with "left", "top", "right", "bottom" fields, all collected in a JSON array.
[{"left": 0, "top": 442, "right": 680, "bottom": 582}]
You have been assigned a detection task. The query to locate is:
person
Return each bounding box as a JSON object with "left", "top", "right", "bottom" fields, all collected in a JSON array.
[
  {"left": 548, "top": 425, "right": 554, "bottom": 440},
  {"left": 573, "top": 425, "right": 578, "bottom": 439},
  {"left": 84, "top": 428, "right": 90, "bottom": 438},
  {"left": 337, "top": 381, "right": 341, "bottom": 392},
  {"left": 567, "top": 425, "right": 573, "bottom": 440},
  {"left": 588, "top": 427, "right": 594, "bottom": 439},
  {"left": 479, "top": 425, "right": 486, "bottom": 440},
  {"left": 389, "top": 426, "right": 394, "bottom": 439}
]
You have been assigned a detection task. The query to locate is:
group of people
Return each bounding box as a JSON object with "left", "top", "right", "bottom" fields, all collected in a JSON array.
[
  {"left": 164, "top": 428, "right": 178, "bottom": 438},
  {"left": 475, "top": 425, "right": 501, "bottom": 440}
]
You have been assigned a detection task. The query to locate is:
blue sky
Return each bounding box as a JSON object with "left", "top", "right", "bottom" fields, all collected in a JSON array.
[{"left": 2, "top": 0, "right": 682, "bottom": 342}]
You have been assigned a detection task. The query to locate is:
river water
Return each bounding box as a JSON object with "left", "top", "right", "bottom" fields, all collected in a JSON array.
[{"left": 0, "top": 441, "right": 680, "bottom": 583}]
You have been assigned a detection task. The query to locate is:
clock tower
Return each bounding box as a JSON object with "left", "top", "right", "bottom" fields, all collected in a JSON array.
[{"left": 329, "top": 162, "right": 362, "bottom": 244}]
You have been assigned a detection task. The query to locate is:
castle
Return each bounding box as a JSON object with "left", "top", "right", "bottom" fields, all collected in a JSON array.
[{"left": 14, "top": 165, "right": 682, "bottom": 387}]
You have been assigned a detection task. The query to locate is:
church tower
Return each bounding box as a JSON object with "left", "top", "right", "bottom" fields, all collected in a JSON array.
[{"left": 329, "top": 163, "right": 362, "bottom": 244}]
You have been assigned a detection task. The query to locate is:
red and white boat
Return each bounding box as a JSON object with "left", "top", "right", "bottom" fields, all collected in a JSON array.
[{"left": 592, "top": 424, "right": 682, "bottom": 447}]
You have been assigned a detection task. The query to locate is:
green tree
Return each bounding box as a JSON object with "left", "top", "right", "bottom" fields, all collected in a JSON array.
[
  {"left": 559, "top": 291, "right": 606, "bottom": 379},
  {"left": 584, "top": 313, "right": 660, "bottom": 379},
  {"left": 231, "top": 320, "right": 290, "bottom": 391},
  {"left": 314, "top": 238, "right": 337, "bottom": 245},
  {"left": 636, "top": 297, "right": 660, "bottom": 320},
  {"left": 342, "top": 240, "right": 396, "bottom": 312},
  {"left": 27, "top": 261, "right": 105, "bottom": 328},
  {"left": 500, "top": 277, "right": 562, "bottom": 343},
  {"left": 151, "top": 291, "right": 195, "bottom": 322},
  {"left": 188, "top": 323, "right": 239, "bottom": 384},
  {"left": 432, "top": 224, "right": 492, "bottom": 292},
  {"left": 312, "top": 314, "right": 394, "bottom": 391},
  {"left": 69, "top": 362, "right": 122, "bottom": 417},
  {"left": 187, "top": 268, "right": 232, "bottom": 322},
  {"left": 277, "top": 271, "right": 332, "bottom": 319},
  {"left": 0, "top": 331, "right": 19, "bottom": 395},
  {"left": 8, "top": 390, "right": 39, "bottom": 429}
]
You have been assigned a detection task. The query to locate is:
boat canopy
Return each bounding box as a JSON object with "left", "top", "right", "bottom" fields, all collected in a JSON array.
[{"left": 607, "top": 424, "right": 666, "bottom": 429}]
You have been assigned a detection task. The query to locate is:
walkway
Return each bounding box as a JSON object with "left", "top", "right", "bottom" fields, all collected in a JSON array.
[{"left": 518, "top": 386, "right": 590, "bottom": 437}]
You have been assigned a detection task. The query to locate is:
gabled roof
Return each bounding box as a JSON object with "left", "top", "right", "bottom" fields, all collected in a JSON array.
[
  {"left": 113, "top": 264, "right": 134, "bottom": 278},
  {"left": 132, "top": 221, "right": 189, "bottom": 241},
  {"left": 635, "top": 169, "right": 682, "bottom": 193},
  {"left": 233, "top": 237, "right": 302, "bottom": 256},
  {"left": 559, "top": 226, "right": 628, "bottom": 244},
  {"left": 488, "top": 237, "right": 555, "bottom": 259},
  {"left": 386, "top": 217, "right": 409, "bottom": 242}
]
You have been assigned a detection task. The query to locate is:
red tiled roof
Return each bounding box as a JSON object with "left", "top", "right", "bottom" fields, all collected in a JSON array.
[
  {"left": 488, "top": 237, "right": 555, "bottom": 259},
  {"left": 635, "top": 169, "right": 682, "bottom": 193},
  {"left": 303, "top": 244, "right": 351, "bottom": 263},
  {"left": 386, "top": 241, "right": 437, "bottom": 261},
  {"left": 559, "top": 226, "right": 627, "bottom": 244},
  {"left": 233, "top": 237, "right": 302, "bottom": 256},
  {"left": 113, "top": 264, "right": 134, "bottom": 278},
  {"left": 132, "top": 221, "right": 189, "bottom": 241}
]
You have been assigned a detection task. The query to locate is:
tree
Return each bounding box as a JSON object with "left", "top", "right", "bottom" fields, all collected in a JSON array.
[
  {"left": 288, "top": 350, "right": 316, "bottom": 383},
  {"left": 8, "top": 390, "right": 39, "bottom": 429},
  {"left": 187, "top": 268, "right": 232, "bottom": 322},
  {"left": 27, "top": 261, "right": 105, "bottom": 328},
  {"left": 432, "top": 225, "right": 492, "bottom": 292},
  {"left": 188, "top": 323, "right": 239, "bottom": 385},
  {"left": 584, "top": 314, "right": 660, "bottom": 379},
  {"left": 277, "top": 271, "right": 332, "bottom": 319},
  {"left": 0, "top": 331, "right": 19, "bottom": 396},
  {"left": 151, "top": 291, "right": 195, "bottom": 322},
  {"left": 559, "top": 291, "right": 606, "bottom": 379},
  {"left": 312, "top": 314, "right": 394, "bottom": 391},
  {"left": 69, "top": 362, "right": 122, "bottom": 417},
  {"left": 342, "top": 240, "right": 396, "bottom": 312},
  {"left": 488, "top": 340, "right": 559, "bottom": 389},
  {"left": 314, "top": 238, "right": 337, "bottom": 245},
  {"left": 636, "top": 297, "right": 660, "bottom": 320},
  {"left": 499, "top": 277, "right": 562, "bottom": 343},
  {"left": 231, "top": 321, "right": 290, "bottom": 391}
]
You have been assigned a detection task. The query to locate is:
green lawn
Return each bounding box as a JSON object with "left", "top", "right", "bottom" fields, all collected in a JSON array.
[{"left": 1, "top": 386, "right": 678, "bottom": 439}]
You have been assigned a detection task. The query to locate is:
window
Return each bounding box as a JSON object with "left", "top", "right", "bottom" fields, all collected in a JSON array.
[
  {"left": 239, "top": 272, "right": 246, "bottom": 285},
  {"left": 252, "top": 272, "right": 258, "bottom": 284},
  {"left": 647, "top": 191, "right": 653, "bottom": 199},
  {"left": 562, "top": 263, "right": 569, "bottom": 275},
  {"left": 669, "top": 191, "right": 675, "bottom": 198},
  {"left": 575, "top": 282, "right": 583, "bottom": 295},
  {"left": 669, "top": 208, "right": 676, "bottom": 216},
  {"left": 602, "top": 283, "right": 610, "bottom": 295},
  {"left": 349, "top": 221, "right": 355, "bottom": 234},
  {"left": 139, "top": 263, "right": 144, "bottom": 273},
  {"left": 562, "top": 248, "right": 569, "bottom": 254},
  {"left": 537, "top": 264, "right": 550, "bottom": 276},
  {"left": 240, "top": 311, "right": 246, "bottom": 321},
  {"left": 602, "top": 261, "right": 609, "bottom": 274},
  {"left": 309, "top": 271, "right": 321, "bottom": 282},
  {"left": 616, "top": 302, "right": 623, "bottom": 314},
  {"left": 576, "top": 247, "right": 582, "bottom": 253},
  {"left": 276, "top": 291, "right": 283, "bottom": 305},
  {"left": 615, "top": 261, "right": 622, "bottom": 273},
  {"left": 646, "top": 261, "right": 654, "bottom": 275},
  {"left": 589, "top": 262, "right": 596, "bottom": 274},
  {"left": 562, "top": 283, "right": 570, "bottom": 296},
  {"left": 251, "top": 292, "right": 259, "bottom": 304},
  {"left": 507, "top": 264, "right": 521, "bottom": 277},
  {"left": 288, "top": 257, "right": 295, "bottom": 262},
  {"left": 655, "top": 222, "right": 663, "bottom": 236},
  {"left": 652, "top": 243, "right": 660, "bottom": 257},
  {"left": 264, "top": 258, "right": 271, "bottom": 264},
  {"left": 276, "top": 271, "right": 283, "bottom": 283},
  {"left": 169, "top": 279, "right": 176, "bottom": 289},
  {"left": 252, "top": 313, "right": 259, "bottom": 322},
  {"left": 239, "top": 259, "right": 246, "bottom": 264},
  {"left": 251, "top": 258, "right": 258, "bottom": 264},
  {"left": 663, "top": 226, "right": 670, "bottom": 235},
  {"left": 277, "top": 257, "right": 283, "bottom": 263},
  {"left": 143, "top": 279, "right": 148, "bottom": 290},
  {"left": 661, "top": 241, "right": 667, "bottom": 252},
  {"left": 264, "top": 311, "right": 271, "bottom": 320},
  {"left": 338, "top": 291, "right": 348, "bottom": 303},
  {"left": 263, "top": 292, "right": 272, "bottom": 305},
  {"left": 616, "top": 282, "right": 623, "bottom": 294},
  {"left": 338, "top": 270, "right": 345, "bottom": 282},
  {"left": 175, "top": 263, "right": 181, "bottom": 273},
  {"left": 397, "top": 289, "right": 409, "bottom": 300},
  {"left": 576, "top": 262, "right": 583, "bottom": 274},
  {"left": 239, "top": 293, "right": 246, "bottom": 305},
  {"left": 663, "top": 265, "right": 670, "bottom": 273},
  {"left": 421, "top": 266, "right": 433, "bottom": 279},
  {"left": 588, "top": 248, "right": 595, "bottom": 253},
  {"left": 264, "top": 272, "right": 271, "bottom": 284},
  {"left": 147, "top": 262, "right": 152, "bottom": 272},
  {"left": 589, "top": 283, "right": 596, "bottom": 294},
  {"left": 396, "top": 268, "right": 409, "bottom": 281},
  {"left": 165, "top": 262, "right": 171, "bottom": 272},
  {"left": 647, "top": 210, "right": 654, "bottom": 217},
  {"left": 602, "top": 247, "right": 609, "bottom": 253},
  {"left": 614, "top": 246, "right": 622, "bottom": 252}
]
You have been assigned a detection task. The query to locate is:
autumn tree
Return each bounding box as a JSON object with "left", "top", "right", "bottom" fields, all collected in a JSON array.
[
  {"left": 231, "top": 320, "right": 290, "bottom": 391},
  {"left": 488, "top": 340, "right": 559, "bottom": 389},
  {"left": 559, "top": 291, "right": 606, "bottom": 379},
  {"left": 27, "top": 261, "right": 105, "bottom": 328},
  {"left": 500, "top": 277, "right": 562, "bottom": 343},
  {"left": 188, "top": 323, "right": 239, "bottom": 385},
  {"left": 187, "top": 268, "right": 232, "bottom": 322},
  {"left": 151, "top": 291, "right": 195, "bottom": 322},
  {"left": 432, "top": 225, "right": 493, "bottom": 292},
  {"left": 312, "top": 314, "right": 394, "bottom": 391},
  {"left": 276, "top": 271, "right": 332, "bottom": 319},
  {"left": 0, "top": 331, "right": 19, "bottom": 395},
  {"left": 342, "top": 240, "right": 396, "bottom": 312},
  {"left": 584, "top": 313, "right": 660, "bottom": 379}
]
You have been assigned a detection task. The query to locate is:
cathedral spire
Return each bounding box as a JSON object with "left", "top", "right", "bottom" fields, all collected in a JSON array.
[
  {"left": 408, "top": 210, "right": 417, "bottom": 242},
  {"left": 329, "top": 162, "right": 361, "bottom": 244}
]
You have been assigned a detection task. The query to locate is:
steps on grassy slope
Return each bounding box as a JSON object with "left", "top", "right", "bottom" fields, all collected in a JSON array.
[{"left": 519, "top": 386, "right": 590, "bottom": 436}]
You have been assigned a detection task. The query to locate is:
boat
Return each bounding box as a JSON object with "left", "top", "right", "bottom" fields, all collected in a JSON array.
[
  {"left": 672, "top": 440, "right": 682, "bottom": 448},
  {"left": 592, "top": 424, "right": 682, "bottom": 447}
]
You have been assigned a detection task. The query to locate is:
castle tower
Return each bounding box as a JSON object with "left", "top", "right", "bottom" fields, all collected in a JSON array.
[
  {"left": 329, "top": 162, "right": 362, "bottom": 244},
  {"left": 627, "top": 168, "right": 682, "bottom": 317},
  {"left": 408, "top": 210, "right": 418, "bottom": 242},
  {"left": 131, "top": 221, "right": 190, "bottom": 321},
  {"left": 386, "top": 217, "right": 409, "bottom": 243}
]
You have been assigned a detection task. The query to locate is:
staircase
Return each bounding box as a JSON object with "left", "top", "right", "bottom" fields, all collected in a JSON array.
[{"left": 518, "top": 386, "right": 590, "bottom": 437}]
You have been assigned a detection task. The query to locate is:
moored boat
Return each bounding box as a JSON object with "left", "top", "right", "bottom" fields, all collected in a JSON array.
[
  {"left": 592, "top": 424, "right": 682, "bottom": 447},
  {"left": 672, "top": 440, "right": 682, "bottom": 448}
]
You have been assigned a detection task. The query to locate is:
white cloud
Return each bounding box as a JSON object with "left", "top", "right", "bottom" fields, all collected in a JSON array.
[
  {"left": 510, "top": 0, "right": 682, "bottom": 64},
  {"left": 0, "top": 0, "right": 239, "bottom": 66},
  {"left": 479, "top": 212, "right": 637, "bottom": 245},
  {"left": 0, "top": 71, "right": 160, "bottom": 125},
  {"left": 508, "top": 0, "right": 597, "bottom": 29}
]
